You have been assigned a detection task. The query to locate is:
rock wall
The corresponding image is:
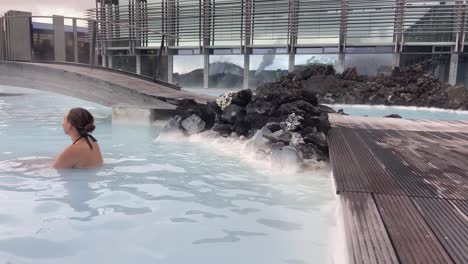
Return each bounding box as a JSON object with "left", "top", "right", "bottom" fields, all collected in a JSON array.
[
  {"left": 301, "top": 64, "right": 468, "bottom": 109},
  {"left": 161, "top": 66, "right": 335, "bottom": 169}
]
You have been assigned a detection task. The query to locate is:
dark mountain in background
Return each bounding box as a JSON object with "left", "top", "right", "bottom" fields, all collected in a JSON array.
[
  {"left": 209, "top": 62, "right": 244, "bottom": 76},
  {"left": 174, "top": 62, "right": 245, "bottom": 88},
  {"left": 173, "top": 68, "right": 204, "bottom": 88},
  {"left": 173, "top": 61, "right": 290, "bottom": 89}
]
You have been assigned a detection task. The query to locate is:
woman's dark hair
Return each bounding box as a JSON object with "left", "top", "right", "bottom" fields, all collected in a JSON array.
[{"left": 67, "top": 108, "right": 96, "bottom": 135}]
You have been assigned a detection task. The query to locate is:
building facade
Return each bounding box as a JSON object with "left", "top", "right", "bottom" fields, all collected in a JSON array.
[
  {"left": 90, "top": 0, "right": 468, "bottom": 89},
  {"left": 1, "top": 1, "right": 468, "bottom": 89}
]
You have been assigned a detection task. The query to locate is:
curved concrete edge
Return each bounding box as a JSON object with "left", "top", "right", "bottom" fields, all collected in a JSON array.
[
  {"left": 112, "top": 107, "right": 176, "bottom": 125},
  {"left": 0, "top": 61, "right": 176, "bottom": 110}
]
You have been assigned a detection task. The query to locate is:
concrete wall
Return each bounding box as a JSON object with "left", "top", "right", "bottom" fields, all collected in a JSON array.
[
  {"left": 5, "top": 11, "right": 32, "bottom": 61},
  {"left": 112, "top": 108, "right": 175, "bottom": 124},
  {"left": 53, "top": 16, "right": 66, "bottom": 62},
  {"left": 0, "top": 18, "right": 5, "bottom": 60}
]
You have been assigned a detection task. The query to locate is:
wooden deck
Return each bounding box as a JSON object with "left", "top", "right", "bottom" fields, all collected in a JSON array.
[{"left": 328, "top": 114, "right": 468, "bottom": 264}]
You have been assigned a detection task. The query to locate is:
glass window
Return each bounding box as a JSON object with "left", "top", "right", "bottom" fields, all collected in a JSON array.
[
  {"left": 249, "top": 54, "right": 289, "bottom": 87},
  {"left": 31, "top": 18, "right": 54, "bottom": 61},
  {"left": 295, "top": 54, "right": 339, "bottom": 71},
  {"left": 400, "top": 53, "right": 450, "bottom": 82},
  {"left": 140, "top": 55, "right": 168, "bottom": 81},
  {"left": 457, "top": 54, "right": 468, "bottom": 87},
  {"left": 209, "top": 55, "right": 244, "bottom": 89},
  {"left": 345, "top": 54, "right": 393, "bottom": 76},
  {"left": 173, "top": 55, "right": 204, "bottom": 88},
  {"left": 111, "top": 55, "right": 137, "bottom": 73}
]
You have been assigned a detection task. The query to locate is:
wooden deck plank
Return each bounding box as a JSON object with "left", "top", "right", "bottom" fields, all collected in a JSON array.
[
  {"left": 412, "top": 198, "right": 468, "bottom": 264},
  {"left": 358, "top": 129, "right": 438, "bottom": 198},
  {"left": 374, "top": 194, "right": 454, "bottom": 264},
  {"left": 328, "top": 128, "right": 369, "bottom": 193},
  {"left": 341, "top": 193, "right": 399, "bottom": 264},
  {"left": 340, "top": 128, "right": 404, "bottom": 195},
  {"left": 332, "top": 128, "right": 468, "bottom": 200},
  {"left": 382, "top": 131, "right": 468, "bottom": 200},
  {"left": 329, "top": 115, "right": 468, "bottom": 263}
]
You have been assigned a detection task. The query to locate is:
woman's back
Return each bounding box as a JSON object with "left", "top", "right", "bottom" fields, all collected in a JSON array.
[{"left": 70, "top": 136, "right": 103, "bottom": 168}]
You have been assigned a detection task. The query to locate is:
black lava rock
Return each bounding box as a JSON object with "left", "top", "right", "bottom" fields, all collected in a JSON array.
[
  {"left": 384, "top": 114, "right": 403, "bottom": 118},
  {"left": 211, "top": 123, "right": 233, "bottom": 137},
  {"left": 231, "top": 89, "right": 252, "bottom": 107},
  {"left": 222, "top": 104, "right": 245, "bottom": 123},
  {"left": 265, "top": 122, "right": 282, "bottom": 133}
]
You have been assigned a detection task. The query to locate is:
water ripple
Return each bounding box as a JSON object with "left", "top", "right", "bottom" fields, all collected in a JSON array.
[{"left": 192, "top": 230, "right": 267, "bottom": 245}]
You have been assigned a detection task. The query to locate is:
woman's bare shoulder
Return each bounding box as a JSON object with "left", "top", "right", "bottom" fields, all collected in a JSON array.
[{"left": 53, "top": 145, "right": 81, "bottom": 169}]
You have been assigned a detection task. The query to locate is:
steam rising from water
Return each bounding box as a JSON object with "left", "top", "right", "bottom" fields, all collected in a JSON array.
[
  {"left": 255, "top": 50, "right": 276, "bottom": 77},
  {"left": 159, "top": 131, "right": 330, "bottom": 179}
]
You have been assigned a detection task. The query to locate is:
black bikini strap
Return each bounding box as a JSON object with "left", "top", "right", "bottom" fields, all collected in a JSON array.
[
  {"left": 73, "top": 134, "right": 98, "bottom": 150},
  {"left": 72, "top": 136, "right": 83, "bottom": 145},
  {"left": 87, "top": 134, "right": 97, "bottom": 142}
]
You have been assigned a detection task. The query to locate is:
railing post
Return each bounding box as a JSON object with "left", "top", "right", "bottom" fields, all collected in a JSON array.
[
  {"left": 90, "top": 21, "right": 97, "bottom": 66},
  {"left": 4, "top": 11, "right": 32, "bottom": 61},
  {"left": 288, "top": 0, "right": 299, "bottom": 72},
  {"left": 73, "top": 18, "right": 79, "bottom": 63},
  {"left": 154, "top": 35, "right": 165, "bottom": 80},
  {"left": 243, "top": 0, "right": 252, "bottom": 89},
  {"left": 135, "top": 0, "right": 143, "bottom": 48},
  {"left": 243, "top": 49, "right": 250, "bottom": 89},
  {"left": 459, "top": 0, "right": 468, "bottom": 52},
  {"left": 204, "top": 49, "right": 209, "bottom": 89},
  {"left": 454, "top": 0, "right": 466, "bottom": 53},
  {"left": 167, "top": 52, "right": 173, "bottom": 83},
  {"left": 0, "top": 17, "right": 5, "bottom": 60},
  {"left": 337, "top": 0, "right": 348, "bottom": 73},
  {"left": 449, "top": 52, "right": 459, "bottom": 86},
  {"left": 136, "top": 53, "right": 141, "bottom": 74},
  {"left": 449, "top": 1, "right": 466, "bottom": 86},
  {"left": 95, "top": 0, "right": 106, "bottom": 61},
  {"left": 202, "top": 0, "right": 211, "bottom": 89},
  {"left": 393, "top": 0, "right": 405, "bottom": 67},
  {"left": 53, "top": 15, "right": 66, "bottom": 62}
]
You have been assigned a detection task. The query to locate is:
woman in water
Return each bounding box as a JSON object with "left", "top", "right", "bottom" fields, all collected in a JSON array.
[{"left": 53, "top": 108, "right": 103, "bottom": 169}]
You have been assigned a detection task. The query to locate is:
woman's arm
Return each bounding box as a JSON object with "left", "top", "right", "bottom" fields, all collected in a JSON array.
[{"left": 53, "top": 146, "right": 79, "bottom": 169}]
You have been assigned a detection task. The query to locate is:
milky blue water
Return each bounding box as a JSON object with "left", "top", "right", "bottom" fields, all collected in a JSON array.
[
  {"left": 0, "top": 86, "right": 336, "bottom": 264},
  {"left": 331, "top": 104, "right": 468, "bottom": 121}
]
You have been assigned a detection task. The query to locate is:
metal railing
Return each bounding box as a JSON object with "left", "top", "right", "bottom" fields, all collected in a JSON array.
[
  {"left": 2, "top": 1, "right": 467, "bottom": 63},
  {"left": 0, "top": 13, "right": 95, "bottom": 62},
  {"left": 0, "top": 12, "right": 176, "bottom": 82},
  {"left": 87, "top": 0, "right": 468, "bottom": 51},
  {"left": 0, "top": 2, "right": 467, "bottom": 88}
]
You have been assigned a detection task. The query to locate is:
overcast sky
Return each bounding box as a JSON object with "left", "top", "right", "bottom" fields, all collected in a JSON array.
[{"left": 0, "top": 0, "right": 95, "bottom": 18}]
